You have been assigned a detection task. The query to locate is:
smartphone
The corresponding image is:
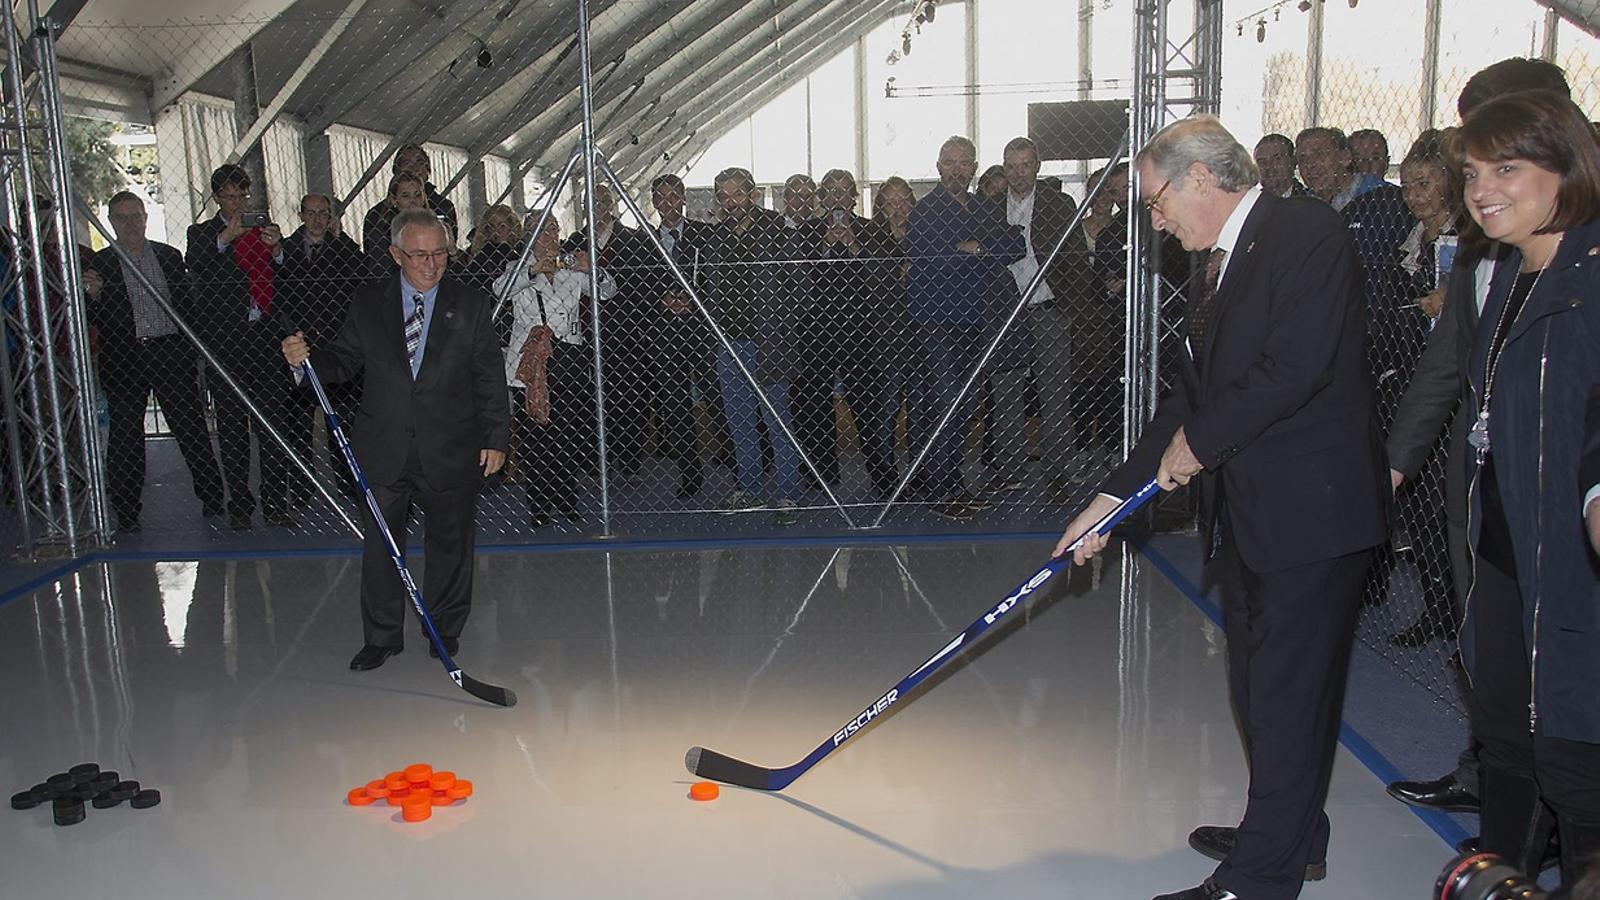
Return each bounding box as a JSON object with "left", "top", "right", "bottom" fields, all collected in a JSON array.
[{"left": 241, "top": 211, "right": 271, "bottom": 229}]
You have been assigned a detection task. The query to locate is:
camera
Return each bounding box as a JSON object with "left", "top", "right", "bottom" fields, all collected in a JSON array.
[
  {"left": 1437, "top": 851, "right": 1572, "bottom": 900},
  {"left": 557, "top": 251, "right": 577, "bottom": 269},
  {"left": 241, "top": 211, "right": 271, "bottom": 229}
]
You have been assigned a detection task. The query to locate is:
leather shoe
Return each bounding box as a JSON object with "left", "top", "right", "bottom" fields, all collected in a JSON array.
[
  {"left": 1188, "top": 825, "right": 1327, "bottom": 881},
  {"left": 349, "top": 645, "right": 402, "bottom": 671},
  {"left": 1386, "top": 773, "right": 1479, "bottom": 812},
  {"left": 1152, "top": 878, "right": 1239, "bottom": 900},
  {"left": 427, "top": 637, "right": 460, "bottom": 659}
]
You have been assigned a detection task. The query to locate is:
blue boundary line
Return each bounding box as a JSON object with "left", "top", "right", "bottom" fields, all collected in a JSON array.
[{"left": 1135, "top": 536, "right": 1471, "bottom": 849}]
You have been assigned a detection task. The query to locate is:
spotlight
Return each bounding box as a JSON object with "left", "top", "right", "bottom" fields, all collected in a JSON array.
[
  {"left": 886, "top": 48, "right": 901, "bottom": 65},
  {"left": 921, "top": 1, "right": 935, "bottom": 22},
  {"left": 1256, "top": 18, "right": 1266, "bottom": 42},
  {"left": 885, "top": 76, "right": 897, "bottom": 98},
  {"left": 1236, "top": 22, "right": 1243, "bottom": 36},
  {"left": 902, "top": 32, "right": 912, "bottom": 55},
  {"left": 1274, "top": 8, "right": 1280, "bottom": 20},
  {"left": 1348, "top": 0, "right": 1358, "bottom": 6},
  {"left": 1297, "top": 0, "right": 1311, "bottom": 10}
]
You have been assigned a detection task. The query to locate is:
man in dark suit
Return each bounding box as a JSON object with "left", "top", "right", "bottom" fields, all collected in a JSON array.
[
  {"left": 185, "top": 163, "right": 294, "bottom": 530},
  {"left": 640, "top": 173, "right": 717, "bottom": 497},
  {"left": 281, "top": 209, "right": 508, "bottom": 671},
  {"left": 85, "top": 191, "right": 224, "bottom": 530},
  {"left": 276, "top": 192, "right": 366, "bottom": 502},
  {"left": 1059, "top": 116, "right": 1388, "bottom": 900},
  {"left": 989, "top": 136, "right": 1094, "bottom": 499},
  {"left": 1585, "top": 386, "right": 1599, "bottom": 557}
]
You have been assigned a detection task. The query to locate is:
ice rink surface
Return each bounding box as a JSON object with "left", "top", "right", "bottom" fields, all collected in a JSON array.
[{"left": 0, "top": 540, "right": 1453, "bottom": 898}]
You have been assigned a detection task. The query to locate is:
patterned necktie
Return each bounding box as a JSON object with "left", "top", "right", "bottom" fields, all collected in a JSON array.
[
  {"left": 1189, "top": 248, "right": 1227, "bottom": 370},
  {"left": 405, "top": 293, "right": 424, "bottom": 377}
]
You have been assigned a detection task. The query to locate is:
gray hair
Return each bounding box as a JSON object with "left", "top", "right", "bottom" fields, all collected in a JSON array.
[
  {"left": 940, "top": 134, "right": 977, "bottom": 158},
  {"left": 390, "top": 208, "right": 449, "bottom": 246},
  {"left": 1136, "top": 116, "right": 1260, "bottom": 192}
]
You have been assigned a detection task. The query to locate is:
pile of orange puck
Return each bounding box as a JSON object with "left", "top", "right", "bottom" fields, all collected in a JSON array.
[{"left": 345, "top": 763, "right": 473, "bottom": 823}]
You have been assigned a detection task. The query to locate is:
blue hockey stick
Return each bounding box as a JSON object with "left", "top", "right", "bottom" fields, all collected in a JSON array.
[
  {"left": 685, "top": 478, "right": 1161, "bottom": 790},
  {"left": 302, "top": 360, "right": 516, "bottom": 708}
]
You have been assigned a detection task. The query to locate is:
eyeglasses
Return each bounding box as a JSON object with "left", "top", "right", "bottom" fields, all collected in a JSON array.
[
  {"left": 1143, "top": 179, "right": 1173, "bottom": 214},
  {"left": 397, "top": 248, "right": 450, "bottom": 263}
]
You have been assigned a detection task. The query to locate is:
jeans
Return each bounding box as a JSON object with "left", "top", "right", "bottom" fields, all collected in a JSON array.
[
  {"left": 717, "top": 339, "right": 799, "bottom": 500},
  {"left": 915, "top": 323, "right": 984, "bottom": 499}
]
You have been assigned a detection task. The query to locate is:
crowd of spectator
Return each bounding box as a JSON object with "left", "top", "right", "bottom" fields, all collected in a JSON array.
[{"left": 50, "top": 120, "right": 1454, "bottom": 544}]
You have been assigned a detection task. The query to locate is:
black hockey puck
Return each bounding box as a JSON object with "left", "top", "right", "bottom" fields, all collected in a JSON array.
[
  {"left": 108, "top": 781, "right": 139, "bottom": 801},
  {"left": 10, "top": 789, "right": 43, "bottom": 810},
  {"left": 68, "top": 788, "right": 100, "bottom": 803},
  {"left": 46, "top": 773, "right": 76, "bottom": 790},
  {"left": 129, "top": 789, "right": 160, "bottom": 809},
  {"left": 52, "top": 796, "right": 85, "bottom": 826},
  {"left": 87, "top": 771, "right": 119, "bottom": 792},
  {"left": 90, "top": 794, "right": 123, "bottom": 809},
  {"left": 68, "top": 763, "right": 100, "bottom": 784},
  {"left": 33, "top": 781, "right": 67, "bottom": 800}
]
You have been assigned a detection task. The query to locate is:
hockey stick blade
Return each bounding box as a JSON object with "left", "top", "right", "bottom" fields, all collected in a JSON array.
[
  {"left": 684, "top": 479, "right": 1161, "bottom": 791},
  {"left": 455, "top": 669, "right": 518, "bottom": 708}
]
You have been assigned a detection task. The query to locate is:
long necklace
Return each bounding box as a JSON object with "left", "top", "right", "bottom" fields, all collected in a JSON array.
[{"left": 1467, "top": 238, "right": 1559, "bottom": 461}]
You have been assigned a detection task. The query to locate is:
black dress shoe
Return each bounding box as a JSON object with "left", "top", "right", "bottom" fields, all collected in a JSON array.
[
  {"left": 427, "top": 637, "right": 460, "bottom": 659},
  {"left": 1386, "top": 773, "right": 1479, "bottom": 812},
  {"left": 1188, "top": 825, "right": 1327, "bottom": 880},
  {"left": 1152, "top": 878, "right": 1239, "bottom": 900},
  {"left": 349, "top": 645, "right": 402, "bottom": 671}
]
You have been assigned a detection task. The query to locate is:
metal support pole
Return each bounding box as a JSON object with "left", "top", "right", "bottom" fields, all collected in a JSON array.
[
  {"left": 31, "top": 3, "right": 109, "bottom": 544},
  {"left": 1541, "top": 9, "right": 1559, "bottom": 62},
  {"left": 230, "top": 44, "right": 268, "bottom": 213},
  {"left": 575, "top": 0, "right": 614, "bottom": 537},
  {"left": 1305, "top": 0, "right": 1325, "bottom": 126},
  {"left": 872, "top": 146, "right": 1127, "bottom": 528},
  {"left": 1420, "top": 0, "right": 1441, "bottom": 130},
  {"left": 0, "top": 196, "right": 35, "bottom": 553}
]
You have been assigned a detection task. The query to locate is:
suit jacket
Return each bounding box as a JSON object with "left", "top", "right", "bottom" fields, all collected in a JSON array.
[
  {"left": 308, "top": 273, "right": 509, "bottom": 490},
  {"left": 987, "top": 185, "right": 1094, "bottom": 368},
  {"left": 1385, "top": 248, "right": 1493, "bottom": 532},
  {"left": 637, "top": 218, "right": 716, "bottom": 367},
  {"left": 275, "top": 228, "right": 366, "bottom": 346},
  {"left": 86, "top": 241, "right": 196, "bottom": 376},
  {"left": 1104, "top": 192, "right": 1388, "bottom": 573},
  {"left": 185, "top": 215, "right": 277, "bottom": 345}
]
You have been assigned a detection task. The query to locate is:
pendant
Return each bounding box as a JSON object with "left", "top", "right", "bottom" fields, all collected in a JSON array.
[{"left": 1467, "top": 412, "right": 1490, "bottom": 459}]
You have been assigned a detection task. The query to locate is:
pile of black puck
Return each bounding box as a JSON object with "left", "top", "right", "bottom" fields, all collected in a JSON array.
[{"left": 10, "top": 763, "right": 160, "bottom": 826}]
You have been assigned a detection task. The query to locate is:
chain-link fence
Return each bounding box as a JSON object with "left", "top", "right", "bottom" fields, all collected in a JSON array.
[
  {"left": 18, "top": 0, "right": 1600, "bottom": 723},
  {"left": 33, "top": 0, "right": 1163, "bottom": 556}
]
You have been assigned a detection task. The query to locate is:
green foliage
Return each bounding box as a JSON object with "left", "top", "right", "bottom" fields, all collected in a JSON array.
[{"left": 63, "top": 116, "right": 123, "bottom": 209}]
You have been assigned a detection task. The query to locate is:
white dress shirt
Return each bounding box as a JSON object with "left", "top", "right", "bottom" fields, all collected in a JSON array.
[{"left": 1005, "top": 187, "right": 1055, "bottom": 307}]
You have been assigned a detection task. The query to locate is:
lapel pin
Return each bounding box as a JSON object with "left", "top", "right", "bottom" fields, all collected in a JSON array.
[{"left": 1246, "top": 241, "right": 1256, "bottom": 253}]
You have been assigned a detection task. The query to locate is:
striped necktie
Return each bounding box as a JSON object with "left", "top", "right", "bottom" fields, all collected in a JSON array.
[
  {"left": 1189, "top": 248, "right": 1226, "bottom": 371},
  {"left": 405, "top": 293, "right": 424, "bottom": 377}
]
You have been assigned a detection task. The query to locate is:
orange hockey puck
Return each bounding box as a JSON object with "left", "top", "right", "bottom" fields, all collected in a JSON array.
[
  {"left": 689, "top": 781, "right": 719, "bottom": 801},
  {"left": 401, "top": 799, "right": 432, "bottom": 823},
  {"left": 445, "top": 779, "right": 473, "bottom": 800},
  {"left": 403, "top": 764, "right": 433, "bottom": 784},
  {"left": 347, "top": 788, "right": 375, "bottom": 806},
  {"left": 364, "top": 780, "right": 391, "bottom": 798},
  {"left": 430, "top": 790, "right": 453, "bottom": 806},
  {"left": 428, "top": 771, "right": 456, "bottom": 792},
  {"left": 384, "top": 772, "right": 408, "bottom": 792},
  {"left": 386, "top": 789, "right": 412, "bottom": 806}
]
